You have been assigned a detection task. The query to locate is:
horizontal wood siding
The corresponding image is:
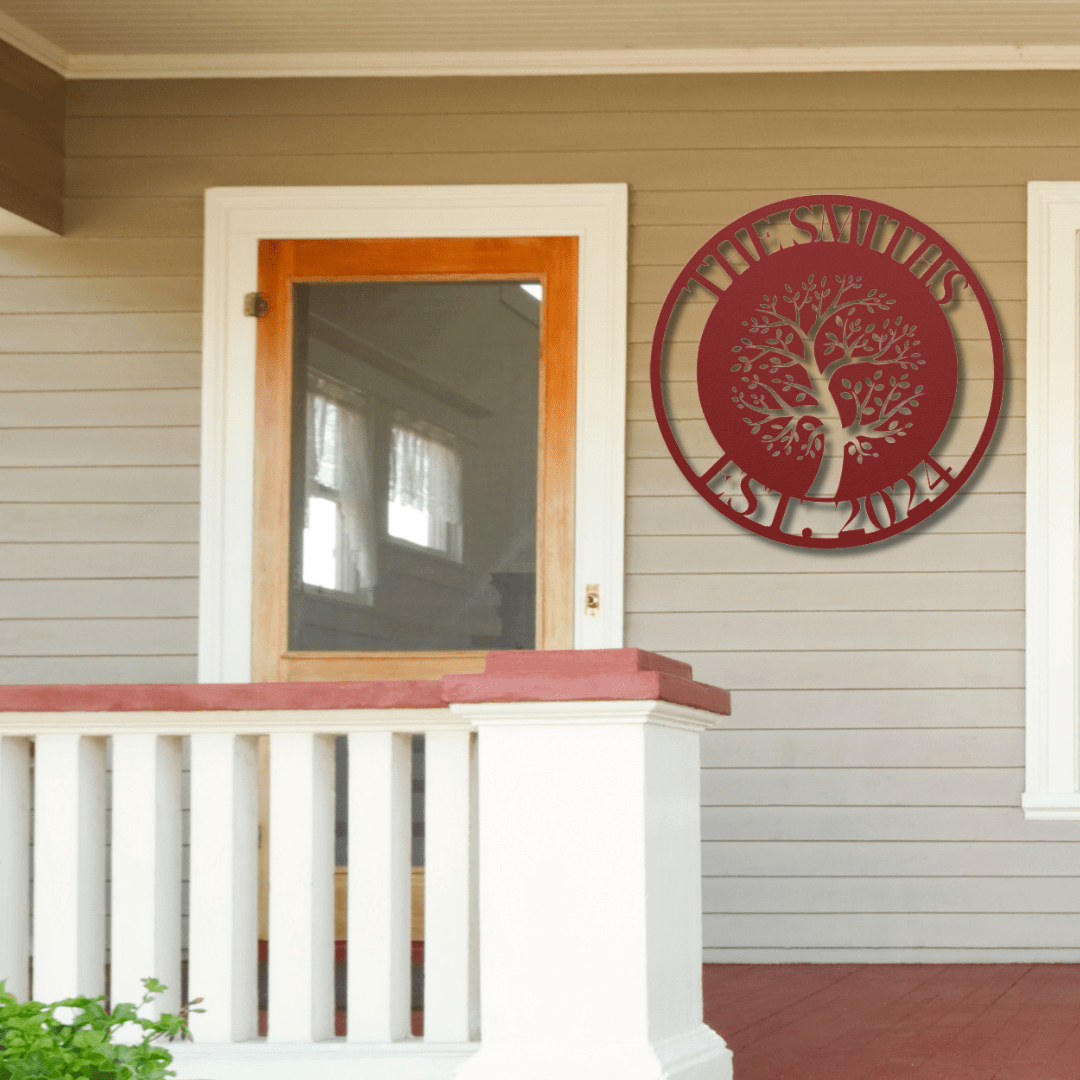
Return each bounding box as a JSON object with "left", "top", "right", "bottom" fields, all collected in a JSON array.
[
  {"left": 0, "top": 68, "right": 1072, "bottom": 957},
  {"left": 0, "top": 39, "right": 63, "bottom": 233}
]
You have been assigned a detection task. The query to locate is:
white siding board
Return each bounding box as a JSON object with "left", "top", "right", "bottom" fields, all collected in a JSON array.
[
  {"left": 0, "top": 390, "right": 200, "bottom": 428},
  {"left": 701, "top": 806, "right": 1071, "bottom": 843},
  {"left": 66, "top": 113, "right": 1080, "bottom": 160},
  {"left": 0, "top": 579, "right": 196, "bottom": 618},
  {"left": 0, "top": 314, "right": 200, "bottom": 354},
  {"left": 627, "top": 572, "right": 1024, "bottom": 612},
  {"left": 669, "top": 650, "right": 1023, "bottom": 690},
  {"left": 0, "top": 239, "right": 203, "bottom": 278},
  {"left": 629, "top": 533, "right": 1023, "bottom": 573},
  {"left": 0, "top": 656, "right": 196, "bottom": 684},
  {"left": 701, "top": 767, "right": 1023, "bottom": 807},
  {"left": 0, "top": 505, "right": 198, "bottom": 543},
  {"left": 702, "top": 913, "right": 1080, "bottom": 950},
  {"left": 64, "top": 146, "right": 1080, "bottom": 198},
  {"left": 0, "top": 278, "right": 201, "bottom": 315},
  {"left": 0, "top": 543, "right": 198, "bottom": 579},
  {"left": 0, "top": 467, "right": 199, "bottom": 503},
  {"left": 62, "top": 199, "right": 204, "bottom": 240},
  {"left": 702, "top": 728, "right": 1022, "bottom": 769},
  {"left": 702, "top": 841, "right": 1080, "bottom": 878},
  {"left": 628, "top": 611, "right": 1022, "bottom": 653},
  {"left": 0, "top": 355, "right": 201, "bottom": 391},
  {"left": 721, "top": 688, "right": 1024, "bottom": 728},
  {"left": 705, "top": 877, "right": 1080, "bottom": 914},
  {"left": 0, "top": 618, "right": 197, "bottom": 655},
  {"left": 630, "top": 187, "right": 1029, "bottom": 227},
  {"left": 0, "top": 428, "right": 199, "bottom": 467},
  {"left": 62, "top": 71, "right": 1080, "bottom": 117}
]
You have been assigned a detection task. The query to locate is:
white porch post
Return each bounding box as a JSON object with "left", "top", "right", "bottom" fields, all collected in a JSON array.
[
  {"left": 187, "top": 733, "right": 259, "bottom": 1042},
  {"left": 423, "top": 731, "right": 479, "bottom": 1042},
  {"left": 0, "top": 736, "right": 30, "bottom": 1000},
  {"left": 111, "top": 735, "right": 182, "bottom": 1017},
  {"left": 32, "top": 734, "right": 107, "bottom": 1002},
  {"left": 267, "top": 732, "right": 336, "bottom": 1042},
  {"left": 450, "top": 698, "right": 732, "bottom": 1080},
  {"left": 347, "top": 731, "right": 412, "bottom": 1043}
]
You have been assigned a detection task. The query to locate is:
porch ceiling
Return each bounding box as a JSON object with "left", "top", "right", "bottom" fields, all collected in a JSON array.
[
  {"left": 5, "top": 0, "right": 1080, "bottom": 55},
  {"left": 1, "top": 0, "right": 1080, "bottom": 78}
]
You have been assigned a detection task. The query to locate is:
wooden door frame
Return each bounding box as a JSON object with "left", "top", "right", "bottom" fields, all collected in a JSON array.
[
  {"left": 252, "top": 236, "right": 578, "bottom": 681},
  {"left": 198, "top": 185, "right": 627, "bottom": 683}
]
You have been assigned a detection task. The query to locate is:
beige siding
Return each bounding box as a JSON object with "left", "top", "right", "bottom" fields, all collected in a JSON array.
[
  {"left": 0, "top": 39, "right": 63, "bottom": 232},
  {"left": 1, "top": 68, "right": 1075, "bottom": 958}
]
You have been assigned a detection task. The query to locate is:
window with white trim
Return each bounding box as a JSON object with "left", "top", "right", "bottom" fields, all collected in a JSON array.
[{"left": 1023, "top": 181, "right": 1080, "bottom": 819}]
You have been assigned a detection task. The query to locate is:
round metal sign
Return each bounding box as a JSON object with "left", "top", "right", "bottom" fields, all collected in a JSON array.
[{"left": 650, "top": 195, "right": 1004, "bottom": 548}]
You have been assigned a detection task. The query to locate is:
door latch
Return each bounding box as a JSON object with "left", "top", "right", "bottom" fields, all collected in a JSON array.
[{"left": 584, "top": 584, "right": 600, "bottom": 616}]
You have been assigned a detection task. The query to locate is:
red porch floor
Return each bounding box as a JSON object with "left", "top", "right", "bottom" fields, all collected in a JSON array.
[{"left": 703, "top": 964, "right": 1080, "bottom": 1080}]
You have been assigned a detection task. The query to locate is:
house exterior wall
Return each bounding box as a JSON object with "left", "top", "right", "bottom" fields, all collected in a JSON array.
[
  {"left": 0, "top": 69, "right": 1075, "bottom": 959},
  {"left": 0, "top": 38, "right": 63, "bottom": 233}
]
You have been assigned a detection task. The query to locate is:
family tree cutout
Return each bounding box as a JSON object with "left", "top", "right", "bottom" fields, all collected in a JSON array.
[
  {"left": 730, "top": 273, "right": 924, "bottom": 499},
  {"left": 697, "top": 234, "right": 958, "bottom": 506}
]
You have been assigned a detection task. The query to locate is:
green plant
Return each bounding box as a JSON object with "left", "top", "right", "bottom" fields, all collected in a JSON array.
[{"left": 0, "top": 977, "right": 199, "bottom": 1080}]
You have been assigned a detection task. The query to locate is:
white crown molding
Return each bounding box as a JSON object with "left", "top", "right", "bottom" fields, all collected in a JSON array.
[
  {"left": 0, "top": 9, "right": 68, "bottom": 74},
  {"left": 62, "top": 44, "right": 1080, "bottom": 80},
  {"left": 6, "top": 21, "right": 1080, "bottom": 81}
]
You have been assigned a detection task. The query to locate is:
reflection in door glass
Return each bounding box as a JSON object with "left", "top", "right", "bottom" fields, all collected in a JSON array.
[{"left": 288, "top": 281, "right": 541, "bottom": 652}]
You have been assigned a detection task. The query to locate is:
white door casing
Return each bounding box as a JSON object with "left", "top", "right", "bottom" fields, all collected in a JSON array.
[{"left": 198, "top": 185, "right": 628, "bottom": 682}]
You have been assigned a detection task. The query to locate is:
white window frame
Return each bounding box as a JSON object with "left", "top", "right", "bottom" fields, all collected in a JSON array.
[
  {"left": 197, "top": 184, "right": 628, "bottom": 682},
  {"left": 1024, "top": 182, "right": 1080, "bottom": 818}
]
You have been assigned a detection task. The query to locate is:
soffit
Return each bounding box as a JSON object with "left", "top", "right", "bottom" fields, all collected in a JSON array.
[
  {"left": 4, "top": 0, "right": 1080, "bottom": 55},
  {"left": 3, "top": 0, "right": 1080, "bottom": 78}
]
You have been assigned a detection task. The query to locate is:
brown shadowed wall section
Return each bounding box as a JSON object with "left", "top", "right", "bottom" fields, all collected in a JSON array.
[
  {"left": 0, "top": 38, "right": 63, "bottom": 233},
  {"left": 0, "top": 68, "right": 1064, "bottom": 960}
]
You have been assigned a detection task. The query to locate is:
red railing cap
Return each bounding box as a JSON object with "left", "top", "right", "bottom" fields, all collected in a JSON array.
[{"left": 0, "top": 649, "right": 729, "bottom": 715}]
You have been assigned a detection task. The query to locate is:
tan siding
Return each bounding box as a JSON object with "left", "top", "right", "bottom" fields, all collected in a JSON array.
[
  {"left": 1, "top": 67, "right": 1070, "bottom": 959},
  {"left": 0, "top": 39, "right": 63, "bottom": 233},
  {"left": 0, "top": 543, "right": 197, "bottom": 579}
]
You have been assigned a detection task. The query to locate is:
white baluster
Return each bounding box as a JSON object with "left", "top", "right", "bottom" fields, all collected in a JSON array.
[
  {"left": 267, "top": 733, "right": 335, "bottom": 1042},
  {"left": 111, "top": 735, "right": 182, "bottom": 1017},
  {"left": 347, "top": 731, "right": 411, "bottom": 1043},
  {"left": 188, "top": 734, "right": 258, "bottom": 1042},
  {"left": 33, "top": 735, "right": 107, "bottom": 1002},
  {"left": 423, "top": 731, "right": 478, "bottom": 1042},
  {"left": 0, "top": 737, "right": 31, "bottom": 1000}
]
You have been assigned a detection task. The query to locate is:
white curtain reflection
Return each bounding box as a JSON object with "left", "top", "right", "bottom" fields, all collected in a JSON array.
[
  {"left": 303, "top": 379, "right": 377, "bottom": 598},
  {"left": 388, "top": 425, "right": 464, "bottom": 561}
]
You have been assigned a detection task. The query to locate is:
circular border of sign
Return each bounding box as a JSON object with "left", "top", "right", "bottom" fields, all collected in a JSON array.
[{"left": 650, "top": 194, "right": 1005, "bottom": 549}]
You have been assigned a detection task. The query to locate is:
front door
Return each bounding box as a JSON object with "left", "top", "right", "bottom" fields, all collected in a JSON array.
[{"left": 250, "top": 236, "right": 578, "bottom": 682}]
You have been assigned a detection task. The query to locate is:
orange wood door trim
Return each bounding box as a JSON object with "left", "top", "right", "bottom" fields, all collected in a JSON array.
[{"left": 252, "top": 236, "right": 578, "bottom": 682}]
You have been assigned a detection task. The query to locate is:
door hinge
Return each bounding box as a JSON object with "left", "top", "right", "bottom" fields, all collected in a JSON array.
[{"left": 244, "top": 292, "right": 268, "bottom": 318}]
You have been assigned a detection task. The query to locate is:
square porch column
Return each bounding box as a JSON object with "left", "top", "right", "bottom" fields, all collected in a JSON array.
[{"left": 446, "top": 650, "right": 733, "bottom": 1080}]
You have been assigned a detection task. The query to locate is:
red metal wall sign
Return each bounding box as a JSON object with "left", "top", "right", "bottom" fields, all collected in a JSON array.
[{"left": 650, "top": 195, "right": 1004, "bottom": 548}]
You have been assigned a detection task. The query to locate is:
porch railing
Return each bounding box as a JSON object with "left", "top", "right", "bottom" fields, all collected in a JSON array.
[{"left": 0, "top": 649, "right": 733, "bottom": 1080}]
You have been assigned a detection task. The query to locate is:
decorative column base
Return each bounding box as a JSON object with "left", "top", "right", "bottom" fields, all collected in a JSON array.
[{"left": 455, "top": 1025, "right": 731, "bottom": 1080}]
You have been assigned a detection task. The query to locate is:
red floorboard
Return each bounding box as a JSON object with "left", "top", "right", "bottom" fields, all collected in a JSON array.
[{"left": 703, "top": 965, "right": 1080, "bottom": 1080}]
